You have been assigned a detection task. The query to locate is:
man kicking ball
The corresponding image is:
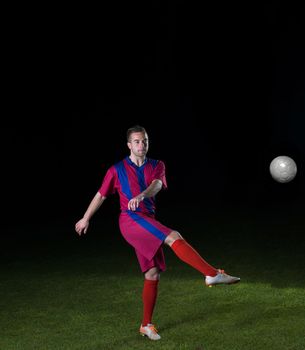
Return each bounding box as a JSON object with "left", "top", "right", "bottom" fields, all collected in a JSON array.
[{"left": 75, "top": 125, "right": 240, "bottom": 341}]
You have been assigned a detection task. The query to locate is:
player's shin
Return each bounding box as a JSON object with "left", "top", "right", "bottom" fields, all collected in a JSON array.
[
  {"left": 142, "top": 279, "right": 159, "bottom": 326},
  {"left": 170, "top": 239, "right": 218, "bottom": 277}
]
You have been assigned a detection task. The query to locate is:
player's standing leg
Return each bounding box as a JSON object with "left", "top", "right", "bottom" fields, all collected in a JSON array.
[{"left": 139, "top": 267, "right": 161, "bottom": 340}]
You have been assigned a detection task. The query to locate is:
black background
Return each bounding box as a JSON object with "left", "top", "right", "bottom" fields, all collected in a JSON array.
[{"left": 1, "top": 2, "right": 304, "bottom": 227}]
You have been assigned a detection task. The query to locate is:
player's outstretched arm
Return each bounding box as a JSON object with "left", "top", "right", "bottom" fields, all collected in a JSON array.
[
  {"left": 75, "top": 192, "right": 106, "bottom": 235},
  {"left": 128, "top": 179, "right": 162, "bottom": 211}
]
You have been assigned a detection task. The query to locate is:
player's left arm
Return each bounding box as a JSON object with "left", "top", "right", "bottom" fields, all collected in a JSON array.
[{"left": 128, "top": 179, "right": 162, "bottom": 211}]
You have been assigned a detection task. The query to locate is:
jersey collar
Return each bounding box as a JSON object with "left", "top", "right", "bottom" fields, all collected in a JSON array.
[{"left": 126, "top": 156, "right": 147, "bottom": 168}]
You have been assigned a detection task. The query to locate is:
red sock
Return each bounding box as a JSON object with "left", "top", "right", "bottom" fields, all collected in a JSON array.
[
  {"left": 171, "top": 239, "right": 218, "bottom": 277},
  {"left": 142, "top": 279, "right": 159, "bottom": 326}
]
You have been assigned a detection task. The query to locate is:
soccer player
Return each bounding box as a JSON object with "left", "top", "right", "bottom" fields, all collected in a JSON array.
[{"left": 75, "top": 125, "right": 240, "bottom": 341}]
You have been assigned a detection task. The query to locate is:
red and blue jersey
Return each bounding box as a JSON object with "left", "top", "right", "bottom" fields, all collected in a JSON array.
[
  {"left": 98, "top": 156, "right": 167, "bottom": 215},
  {"left": 99, "top": 156, "right": 172, "bottom": 266}
]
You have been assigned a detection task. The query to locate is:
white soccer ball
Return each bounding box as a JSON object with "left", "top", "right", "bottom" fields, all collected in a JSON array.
[{"left": 269, "top": 155, "right": 297, "bottom": 183}]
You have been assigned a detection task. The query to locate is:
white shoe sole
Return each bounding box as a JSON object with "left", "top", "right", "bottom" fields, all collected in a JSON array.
[
  {"left": 205, "top": 276, "right": 241, "bottom": 287},
  {"left": 140, "top": 332, "right": 161, "bottom": 340}
]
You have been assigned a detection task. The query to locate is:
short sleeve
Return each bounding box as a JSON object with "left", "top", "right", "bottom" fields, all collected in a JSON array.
[
  {"left": 98, "top": 166, "right": 117, "bottom": 197},
  {"left": 152, "top": 160, "right": 167, "bottom": 189}
]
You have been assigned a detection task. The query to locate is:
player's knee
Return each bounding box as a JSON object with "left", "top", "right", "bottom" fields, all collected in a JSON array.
[
  {"left": 144, "top": 268, "right": 160, "bottom": 280},
  {"left": 164, "top": 230, "right": 183, "bottom": 246}
]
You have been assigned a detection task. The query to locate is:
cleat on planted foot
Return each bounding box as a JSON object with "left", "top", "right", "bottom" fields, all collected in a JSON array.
[{"left": 139, "top": 323, "right": 161, "bottom": 340}]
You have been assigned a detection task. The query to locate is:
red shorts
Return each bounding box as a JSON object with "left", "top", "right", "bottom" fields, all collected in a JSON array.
[
  {"left": 119, "top": 211, "right": 173, "bottom": 273},
  {"left": 135, "top": 246, "right": 166, "bottom": 273}
]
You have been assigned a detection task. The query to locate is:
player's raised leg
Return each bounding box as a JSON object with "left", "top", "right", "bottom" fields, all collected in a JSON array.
[{"left": 165, "top": 231, "right": 240, "bottom": 286}]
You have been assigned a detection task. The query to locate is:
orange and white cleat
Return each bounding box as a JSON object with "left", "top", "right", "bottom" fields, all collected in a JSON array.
[
  {"left": 139, "top": 323, "right": 161, "bottom": 340},
  {"left": 205, "top": 269, "right": 240, "bottom": 287}
]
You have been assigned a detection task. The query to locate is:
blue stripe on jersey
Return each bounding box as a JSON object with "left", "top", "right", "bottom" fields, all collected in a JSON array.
[
  {"left": 135, "top": 166, "right": 154, "bottom": 213},
  {"left": 114, "top": 161, "right": 132, "bottom": 200},
  {"left": 127, "top": 211, "right": 167, "bottom": 241},
  {"left": 149, "top": 158, "right": 158, "bottom": 169}
]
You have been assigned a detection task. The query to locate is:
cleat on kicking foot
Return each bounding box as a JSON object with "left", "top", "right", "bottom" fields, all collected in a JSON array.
[
  {"left": 139, "top": 323, "right": 161, "bottom": 340},
  {"left": 205, "top": 269, "right": 240, "bottom": 287}
]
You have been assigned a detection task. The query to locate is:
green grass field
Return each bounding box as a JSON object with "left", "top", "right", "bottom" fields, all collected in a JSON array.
[{"left": 1, "top": 202, "right": 304, "bottom": 350}]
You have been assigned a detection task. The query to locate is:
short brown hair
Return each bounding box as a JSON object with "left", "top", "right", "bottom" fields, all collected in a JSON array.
[{"left": 126, "top": 125, "right": 147, "bottom": 142}]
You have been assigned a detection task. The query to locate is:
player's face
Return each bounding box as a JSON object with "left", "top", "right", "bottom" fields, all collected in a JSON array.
[{"left": 127, "top": 132, "right": 149, "bottom": 157}]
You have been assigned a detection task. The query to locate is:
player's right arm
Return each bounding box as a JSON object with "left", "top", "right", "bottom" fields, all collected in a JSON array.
[{"left": 75, "top": 192, "right": 107, "bottom": 236}]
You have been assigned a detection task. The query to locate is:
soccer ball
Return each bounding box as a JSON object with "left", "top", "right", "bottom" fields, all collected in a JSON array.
[{"left": 269, "top": 156, "right": 297, "bottom": 183}]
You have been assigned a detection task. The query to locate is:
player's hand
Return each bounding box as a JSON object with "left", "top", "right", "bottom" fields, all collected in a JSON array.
[
  {"left": 128, "top": 195, "right": 144, "bottom": 211},
  {"left": 75, "top": 218, "right": 89, "bottom": 236}
]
